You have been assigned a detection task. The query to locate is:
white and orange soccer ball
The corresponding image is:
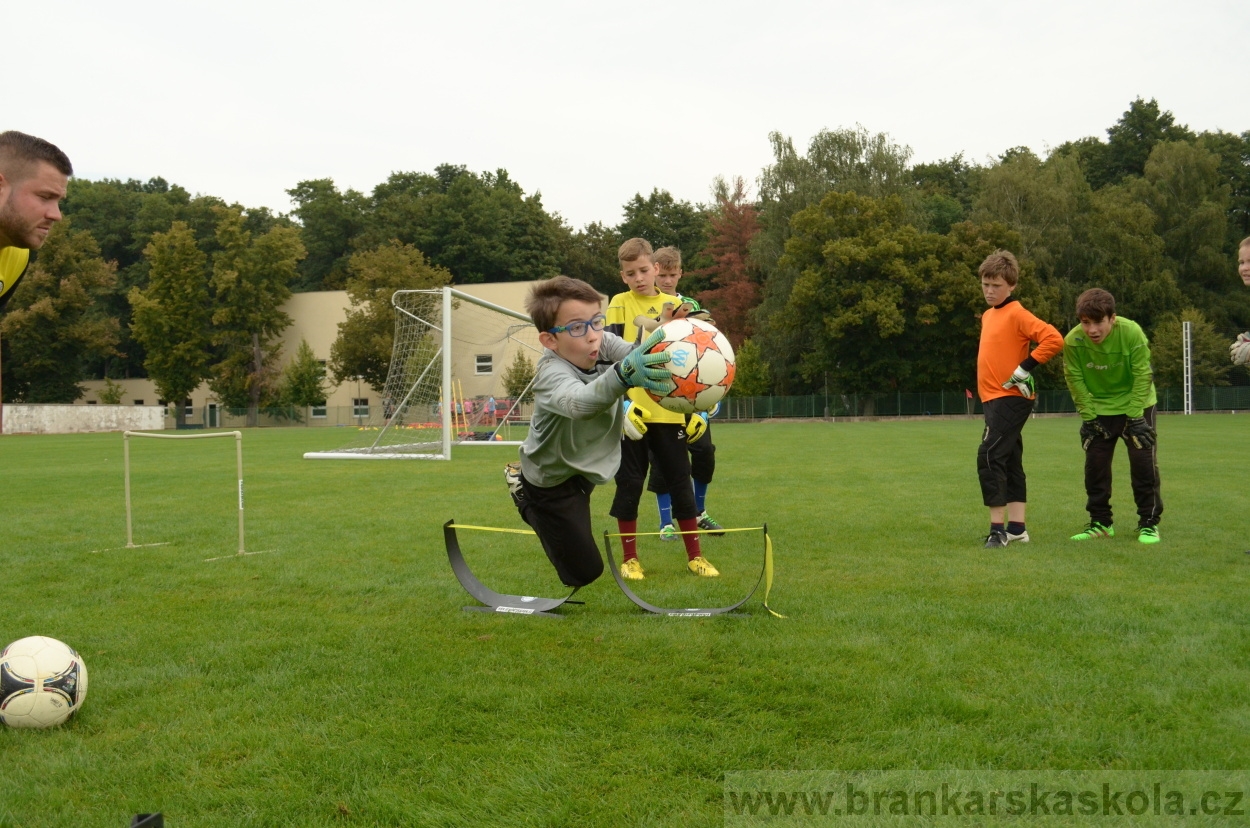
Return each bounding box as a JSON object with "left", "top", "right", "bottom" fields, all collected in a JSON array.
[
  {"left": 0, "top": 636, "right": 88, "bottom": 729},
  {"left": 645, "top": 318, "right": 736, "bottom": 414}
]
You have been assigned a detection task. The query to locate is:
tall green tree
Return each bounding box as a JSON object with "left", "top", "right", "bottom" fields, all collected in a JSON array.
[
  {"left": 279, "top": 338, "right": 329, "bottom": 410},
  {"left": 752, "top": 126, "right": 916, "bottom": 391},
  {"left": 0, "top": 222, "right": 119, "bottom": 402},
  {"left": 359, "top": 165, "right": 563, "bottom": 284},
  {"left": 129, "top": 222, "right": 213, "bottom": 426},
  {"left": 501, "top": 350, "right": 536, "bottom": 402},
  {"left": 1130, "top": 141, "right": 1232, "bottom": 311},
  {"left": 287, "top": 178, "right": 368, "bottom": 291},
  {"left": 329, "top": 240, "right": 453, "bottom": 390},
  {"left": 1093, "top": 98, "right": 1195, "bottom": 188},
  {"left": 768, "top": 191, "right": 1024, "bottom": 397},
  {"left": 208, "top": 207, "right": 306, "bottom": 425}
]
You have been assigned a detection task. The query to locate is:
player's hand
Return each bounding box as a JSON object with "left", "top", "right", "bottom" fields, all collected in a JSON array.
[
  {"left": 1001, "top": 365, "right": 1036, "bottom": 400},
  {"left": 1230, "top": 333, "right": 1250, "bottom": 365},
  {"left": 615, "top": 328, "right": 674, "bottom": 394},
  {"left": 622, "top": 400, "right": 651, "bottom": 440},
  {"left": 1124, "top": 416, "right": 1156, "bottom": 449},
  {"left": 658, "top": 302, "right": 693, "bottom": 325},
  {"left": 1079, "top": 418, "right": 1109, "bottom": 451},
  {"left": 634, "top": 314, "right": 661, "bottom": 333},
  {"left": 685, "top": 411, "right": 709, "bottom": 443}
]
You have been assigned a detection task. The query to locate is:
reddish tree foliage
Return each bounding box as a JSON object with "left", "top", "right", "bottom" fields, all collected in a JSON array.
[{"left": 691, "top": 177, "right": 761, "bottom": 349}]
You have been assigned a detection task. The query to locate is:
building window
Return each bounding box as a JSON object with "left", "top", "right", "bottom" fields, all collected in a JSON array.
[
  {"left": 312, "top": 402, "right": 327, "bottom": 419},
  {"left": 475, "top": 354, "right": 492, "bottom": 375},
  {"left": 87, "top": 400, "right": 97, "bottom": 405},
  {"left": 353, "top": 398, "right": 369, "bottom": 418},
  {"left": 134, "top": 400, "right": 145, "bottom": 405},
  {"left": 184, "top": 398, "right": 194, "bottom": 417}
]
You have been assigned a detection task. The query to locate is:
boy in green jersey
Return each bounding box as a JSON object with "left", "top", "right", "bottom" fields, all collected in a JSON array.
[{"left": 1063, "top": 288, "right": 1163, "bottom": 544}]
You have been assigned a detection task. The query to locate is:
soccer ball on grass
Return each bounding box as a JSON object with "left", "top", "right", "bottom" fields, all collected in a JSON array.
[
  {"left": 645, "top": 318, "right": 736, "bottom": 414},
  {"left": 0, "top": 636, "right": 89, "bottom": 729}
]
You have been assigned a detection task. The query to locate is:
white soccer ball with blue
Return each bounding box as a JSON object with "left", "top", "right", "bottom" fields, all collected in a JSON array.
[
  {"left": 644, "top": 318, "right": 736, "bottom": 414},
  {"left": 0, "top": 636, "right": 89, "bottom": 729}
]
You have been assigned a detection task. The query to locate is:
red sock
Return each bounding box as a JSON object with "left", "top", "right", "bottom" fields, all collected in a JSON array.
[
  {"left": 618, "top": 519, "right": 638, "bottom": 561},
  {"left": 677, "top": 517, "right": 701, "bottom": 561}
]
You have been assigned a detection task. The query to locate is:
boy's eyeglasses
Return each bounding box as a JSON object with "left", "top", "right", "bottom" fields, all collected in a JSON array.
[{"left": 547, "top": 314, "right": 606, "bottom": 337}]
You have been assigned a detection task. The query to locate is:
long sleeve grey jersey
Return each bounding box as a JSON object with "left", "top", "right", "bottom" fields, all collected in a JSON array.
[{"left": 518, "top": 332, "right": 636, "bottom": 488}]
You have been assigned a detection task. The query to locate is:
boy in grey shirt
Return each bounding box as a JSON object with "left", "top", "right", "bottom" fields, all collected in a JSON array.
[{"left": 506, "top": 276, "right": 672, "bottom": 587}]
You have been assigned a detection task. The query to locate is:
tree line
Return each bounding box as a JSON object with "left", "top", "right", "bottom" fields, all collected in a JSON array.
[{"left": 1, "top": 98, "right": 1246, "bottom": 412}]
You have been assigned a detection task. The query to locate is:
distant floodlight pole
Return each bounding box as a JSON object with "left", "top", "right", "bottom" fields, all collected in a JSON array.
[
  {"left": 1182, "top": 320, "right": 1193, "bottom": 416},
  {"left": 124, "top": 430, "right": 245, "bottom": 554}
]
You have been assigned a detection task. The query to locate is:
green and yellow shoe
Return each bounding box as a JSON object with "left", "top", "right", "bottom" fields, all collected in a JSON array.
[{"left": 1071, "top": 522, "right": 1114, "bottom": 541}]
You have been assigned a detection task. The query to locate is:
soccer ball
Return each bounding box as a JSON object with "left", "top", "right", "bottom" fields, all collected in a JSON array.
[
  {"left": 645, "top": 318, "right": 736, "bottom": 414},
  {"left": 0, "top": 636, "right": 89, "bottom": 729}
]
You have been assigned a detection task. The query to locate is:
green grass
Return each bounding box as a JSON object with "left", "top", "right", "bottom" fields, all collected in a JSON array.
[{"left": 2, "top": 416, "right": 1249, "bottom": 826}]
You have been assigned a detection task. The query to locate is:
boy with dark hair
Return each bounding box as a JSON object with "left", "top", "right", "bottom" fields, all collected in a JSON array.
[
  {"left": 505, "top": 276, "right": 673, "bottom": 587},
  {"left": 0, "top": 131, "right": 72, "bottom": 312},
  {"left": 650, "top": 246, "right": 724, "bottom": 538},
  {"left": 1063, "top": 288, "right": 1163, "bottom": 544},
  {"left": 605, "top": 238, "right": 718, "bottom": 579},
  {"left": 975, "top": 250, "right": 1064, "bottom": 548}
]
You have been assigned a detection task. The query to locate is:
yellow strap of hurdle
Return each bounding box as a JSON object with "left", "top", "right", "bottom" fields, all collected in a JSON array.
[
  {"left": 448, "top": 524, "right": 537, "bottom": 536},
  {"left": 762, "top": 531, "right": 784, "bottom": 618}
]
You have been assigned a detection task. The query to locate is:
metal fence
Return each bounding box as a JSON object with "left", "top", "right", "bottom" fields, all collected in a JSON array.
[
  {"left": 717, "top": 386, "right": 1250, "bottom": 420},
  {"left": 159, "top": 387, "right": 1250, "bottom": 429}
]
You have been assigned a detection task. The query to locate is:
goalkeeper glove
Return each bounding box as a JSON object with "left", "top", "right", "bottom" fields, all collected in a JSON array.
[
  {"left": 1231, "top": 333, "right": 1250, "bottom": 365},
  {"left": 685, "top": 411, "right": 709, "bottom": 443},
  {"left": 622, "top": 400, "right": 650, "bottom": 440},
  {"left": 1001, "top": 365, "right": 1036, "bottom": 400},
  {"left": 1079, "top": 418, "right": 1110, "bottom": 451},
  {"left": 1124, "top": 416, "right": 1157, "bottom": 449},
  {"left": 615, "top": 328, "right": 674, "bottom": 395}
]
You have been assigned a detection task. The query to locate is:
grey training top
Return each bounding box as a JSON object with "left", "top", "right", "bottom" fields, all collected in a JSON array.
[{"left": 518, "top": 332, "right": 636, "bottom": 488}]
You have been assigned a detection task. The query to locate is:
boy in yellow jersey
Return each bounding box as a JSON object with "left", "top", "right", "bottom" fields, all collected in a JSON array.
[
  {"left": 0, "top": 131, "right": 72, "bottom": 312},
  {"left": 606, "top": 238, "right": 717, "bottom": 579},
  {"left": 975, "top": 250, "right": 1063, "bottom": 549},
  {"left": 648, "top": 246, "right": 724, "bottom": 538}
]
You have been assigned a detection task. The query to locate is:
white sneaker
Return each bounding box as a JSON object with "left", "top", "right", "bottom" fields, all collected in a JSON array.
[{"left": 1006, "top": 529, "right": 1030, "bottom": 544}]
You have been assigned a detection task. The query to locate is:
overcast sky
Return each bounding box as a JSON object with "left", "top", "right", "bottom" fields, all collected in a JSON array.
[{"left": 11, "top": 0, "right": 1247, "bottom": 229}]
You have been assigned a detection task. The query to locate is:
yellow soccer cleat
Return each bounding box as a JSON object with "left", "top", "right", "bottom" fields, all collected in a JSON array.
[
  {"left": 620, "top": 557, "right": 645, "bottom": 580},
  {"left": 687, "top": 555, "right": 719, "bottom": 577}
]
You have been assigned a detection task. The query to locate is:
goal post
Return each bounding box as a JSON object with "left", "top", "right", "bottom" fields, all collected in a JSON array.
[
  {"left": 305, "top": 285, "right": 541, "bottom": 461},
  {"left": 121, "top": 430, "right": 246, "bottom": 555}
]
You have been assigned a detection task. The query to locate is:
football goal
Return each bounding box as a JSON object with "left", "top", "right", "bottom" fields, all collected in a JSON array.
[
  {"left": 304, "top": 286, "right": 541, "bottom": 460},
  {"left": 100, "top": 430, "right": 255, "bottom": 559}
]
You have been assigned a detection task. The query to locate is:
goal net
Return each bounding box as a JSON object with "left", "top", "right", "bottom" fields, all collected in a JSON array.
[{"left": 304, "top": 286, "right": 540, "bottom": 460}]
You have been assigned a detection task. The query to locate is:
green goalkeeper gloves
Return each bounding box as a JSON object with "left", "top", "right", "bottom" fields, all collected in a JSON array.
[
  {"left": 1079, "top": 418, "right": 1110, "bottom": 451},
  {"left": 615, "top": 328, "right": 674, "bottom": 395},
  {"left": 1124, "top": 416, "right": 1157, "bottom": 449},
  {"left": 1001, "top": 365, "right": 1036, "bottom": 400}
]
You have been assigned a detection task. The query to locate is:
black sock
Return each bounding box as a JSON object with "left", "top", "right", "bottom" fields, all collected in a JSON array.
[
  {"left": 1007, "top": 521, "right": 1025, "bottom": 536},
  {"left": 990, "top": 522, "right": 1005, "bottom": 534}
]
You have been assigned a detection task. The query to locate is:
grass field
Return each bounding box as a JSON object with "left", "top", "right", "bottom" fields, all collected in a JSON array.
[{"left": 2, "top": 415, "right": 1249, "bottom": 826}]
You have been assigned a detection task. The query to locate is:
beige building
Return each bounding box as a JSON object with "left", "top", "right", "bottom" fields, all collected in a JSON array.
[{"left": 76, "top": 281, "right": 559, "bottom": 427}]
